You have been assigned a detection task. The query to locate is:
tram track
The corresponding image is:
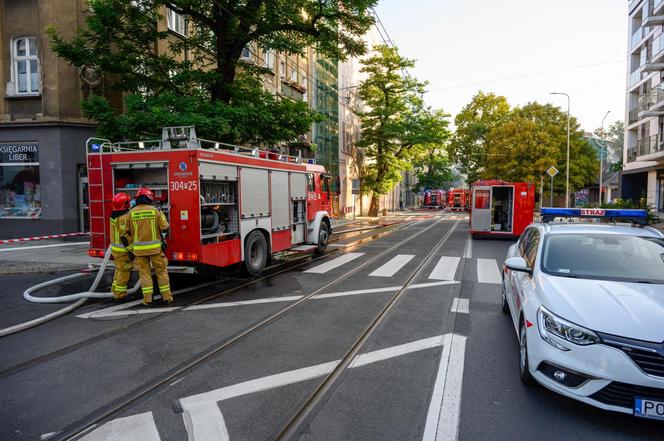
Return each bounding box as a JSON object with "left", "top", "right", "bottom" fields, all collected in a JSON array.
[
  {"left": 0, "top": 217, "right": 418, "bottom": 380},
  {"left": 54, "top": 216, "right": 450, "bottom": 440}
]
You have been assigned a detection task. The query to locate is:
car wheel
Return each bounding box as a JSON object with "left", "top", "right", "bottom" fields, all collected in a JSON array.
[
  {"left": 314, "top": 222, "right": 329, "bottom": 254},
  {"left": 501, "top": 280, "right": 510, "bottom": 314},
  {"left": 243, "top": 231, "right": 268, "bottom": 276},
  {"left": 519, "top": 321, "right": 536, "bottom": 385}
]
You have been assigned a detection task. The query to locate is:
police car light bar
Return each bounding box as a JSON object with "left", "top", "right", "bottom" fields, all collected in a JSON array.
[{"left": 541, "top": 208, "right": 648, "bottom": 224}]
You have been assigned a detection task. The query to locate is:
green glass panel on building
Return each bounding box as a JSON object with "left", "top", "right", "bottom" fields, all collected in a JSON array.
[{"left": 313, "top": 53, "right": 339, "bottom": 191}]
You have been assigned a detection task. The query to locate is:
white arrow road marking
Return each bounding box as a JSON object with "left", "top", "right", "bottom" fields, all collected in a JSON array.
[
  {"left": 77, "top": 281, "right": 459, "bottom": 319},
  {"left": 428, "top": 256, "right": 460, "bottom": 281},
  {"left": 369, "top": 254, "right": 415, "bottom": 277},
  {"left": 422, "top": 334, "right": 467, "bottom": 441},
  {"left": 79, "top": 411, "right": 161, "bottom": 441},
  {"left": 178, "top": 334, "right": 453, "bottom": 440},
  {"left": 303, "top": 252, "right": 364, "bottom": 273},
  {"left": 476, "top": 258, "right": 502, "bottom": 284}
]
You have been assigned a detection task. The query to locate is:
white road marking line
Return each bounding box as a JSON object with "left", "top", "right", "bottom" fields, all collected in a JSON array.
[
  {"left": 369, "top": 254, "right": 415, "bottom": 277},
  {"left": 422, "top": 334, "right": 467, "bottom": 441},
  {"left": 349, "top": 335, "right": 444, "bottom": 368},
  {"left": 40, "top": 433, "right": 57, "bottom": 440},
  {"left": 0, "top": 242, "right": 89, "bottom": 252},
  {"left": 78, "top": 281, "right": 459, "bottom": 319},
  {"left": 428, "top": 256, "right": 460, "bottom": 281},
  {"left": 303, "top": 252, "right": 364, "bottom": 274},
  {"left": 79, "top": 412, "right": 161, "bottom": 441},
  {"left": 182, "top": 401, "right": 230, "bottom": 441},
  {"left": 476, "top": 258, "right": 502, "bottom": 284},
  {"left": 450, "top": 298, "right": 469, "bottom": 314},
  {"left": 463, "top": 237, "right": 472, "bottom": 259}
]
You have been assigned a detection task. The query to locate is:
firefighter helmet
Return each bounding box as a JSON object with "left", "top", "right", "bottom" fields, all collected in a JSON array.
[
  {"left": 112, "top": 192, "right": 131, "bottom": 211},
  {"left": 136, "top": 187, "right": 154, "bottom": 202}
]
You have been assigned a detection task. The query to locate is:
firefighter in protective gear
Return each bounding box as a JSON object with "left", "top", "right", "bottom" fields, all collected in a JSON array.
[
  {"left": 127, "top": 187, "right": 172, "bottom": 306},
  {"left": 110, "top": 192, "right": 133, "bottom": 300}
]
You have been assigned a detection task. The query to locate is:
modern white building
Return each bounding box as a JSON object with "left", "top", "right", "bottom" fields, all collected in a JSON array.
[{"left": 624, "top": 0, "right": 664, "bottom": 214}]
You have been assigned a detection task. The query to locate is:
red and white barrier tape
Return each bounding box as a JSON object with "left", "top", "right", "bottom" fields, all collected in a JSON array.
[{"left": 0, "top": 232, "right": 90, "bottom": 244}]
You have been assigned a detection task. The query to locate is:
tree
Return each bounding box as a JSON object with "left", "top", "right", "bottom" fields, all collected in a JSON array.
[
  {"left": 483, "top": 102, "right": 599, "bottom": 194},
  {"left": 448, "top": 91, "right": 511, "bottom": 185},
  {"left": 413, "top": 146, "right": 456, "bottom": 192},
  {"left": 594, "top": 120, "right": 624, "bottom": 170},
  {"left": 355, "top": 45, "right": 451, "bottom": 216},
  {"left": 48, "top": 0, "right": 375, "bottom": 144}
]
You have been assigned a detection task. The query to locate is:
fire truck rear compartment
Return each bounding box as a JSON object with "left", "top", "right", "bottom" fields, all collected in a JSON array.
[
  {"left": 112, "top": 163, "right": 169, "bottom": 212},
  {"left": 491, "top": 186, "right": 513, "bottom": 232},
  {"left": 200, "top": 180, "right": 239, "bottom": 244}
]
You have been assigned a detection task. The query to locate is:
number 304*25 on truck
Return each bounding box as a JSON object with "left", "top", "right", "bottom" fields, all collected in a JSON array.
[{"left": 86, "top": 126, "right": 333, "bottom": 276}]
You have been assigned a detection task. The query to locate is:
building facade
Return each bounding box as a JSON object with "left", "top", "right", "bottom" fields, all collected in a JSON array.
[
  {"left": 0, "top": 0, "right": 97, "bottom": 239},
  {"left": 623, "top": 0, "right": 664, "bottom": 214}
]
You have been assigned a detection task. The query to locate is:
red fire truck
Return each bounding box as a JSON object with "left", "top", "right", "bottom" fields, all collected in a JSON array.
[
  {"left": 468, "top": 179, "right": 535, "bottom": 238},
  {"left": 86, "top": 126, "right": 333, "bottom": 276},
  {"left": 423, "top": 190, "right": 446, "bottom": 209},
  {"left": 447, "top": 188, "right": 469, "bottom": 211}
]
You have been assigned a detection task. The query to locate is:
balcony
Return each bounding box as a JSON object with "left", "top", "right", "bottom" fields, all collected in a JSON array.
[
  {"left": 638, "top": 84, "right": 664, "bottom": 116},
  {"left": 629, "top": 69, "right": 644, "bottom": 87},
  {"left": 628, "top": 108, "right": 640, "bottom": 125},
  {"left": 656, "top": 0, "right": 664, "bottom": 14},
  {"left": 627, "top": 146, "right": 638, "bottom": 163},
  {"left": 636, "top": 133, "right": 664, "bottom": 159},
  {"left": 631, "top": 27, "right": 646, "bottom": 48},
  {"left": 646, "top": 33, "right": 664, "bottom": 67}
]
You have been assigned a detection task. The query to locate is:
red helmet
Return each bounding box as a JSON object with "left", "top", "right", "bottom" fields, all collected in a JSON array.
[
  {"left": 112, "top": 192, "right": 131, "bottom": 211},
  {"left": 136, "top": 187, "right": 154, "bottom": 202}
]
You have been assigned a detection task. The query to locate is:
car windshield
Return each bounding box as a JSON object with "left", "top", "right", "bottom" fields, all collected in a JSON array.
[{"left": 541, "top": 233, "right": 664, "bottom": 283}]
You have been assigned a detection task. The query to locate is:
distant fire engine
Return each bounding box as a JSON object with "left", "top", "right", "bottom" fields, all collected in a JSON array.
[
  {"left": 423, "top": 189, "right": 446, "bottom": 209},
  {"left": 86, "top": 126, "right": 333, "bottom": 275},
  {"left": 447, "top": 188, "right": 469, "bottom": 211}
]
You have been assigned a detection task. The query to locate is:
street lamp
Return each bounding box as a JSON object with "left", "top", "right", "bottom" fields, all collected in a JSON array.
[
  {"left": 600, "top": 110, "right": 611, "bottom": 206},
  {"left": 550, "top": 92, "right": 571, "bottom": 207}
]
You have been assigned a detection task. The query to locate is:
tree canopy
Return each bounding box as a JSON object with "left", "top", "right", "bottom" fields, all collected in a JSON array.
[
  {"left": 594, "top": 120, "right": 624, "bottom": 170},
  {"left": 412, "top": 146, "right": 457, "bottom": 192},
  {"left": 355, "top": 45, "right": 450, "bottom": 215},
  {"left": 448, "top": 91, "right": 510, "bottom": 185},
  {"left": 483, "top": 102, "right": 599, "bottom": 193}
]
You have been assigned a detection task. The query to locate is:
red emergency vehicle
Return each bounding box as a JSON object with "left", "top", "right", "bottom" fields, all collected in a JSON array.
[
  {"left": 423, "top": 190, "right": 446, "bottom": 209},
  {"left": 468, "top": 179, "right": 535, "bottom": 238},
  {"left": 86, "top": 126, "right": 333, "bottom": 276},
  {"left": 447, "top": 188, "right": 469, "bottom": 211}
]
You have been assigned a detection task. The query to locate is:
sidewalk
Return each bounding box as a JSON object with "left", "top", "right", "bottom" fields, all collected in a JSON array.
[{"left": 0, "top": 238, "right": 93, "bottom": 275}]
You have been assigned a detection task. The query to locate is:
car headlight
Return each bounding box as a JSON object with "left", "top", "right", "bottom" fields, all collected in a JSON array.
[{"left": 537, "top": 307, "right": 599, "bottom": 351}]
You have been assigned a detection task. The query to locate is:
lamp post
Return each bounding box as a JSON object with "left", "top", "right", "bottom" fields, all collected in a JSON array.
[
  {"left": 551, "top": 92, "right": 571, "bottom": 207},
  {"left": 600, "top": 110, "right": 611, "bottom": 206}
]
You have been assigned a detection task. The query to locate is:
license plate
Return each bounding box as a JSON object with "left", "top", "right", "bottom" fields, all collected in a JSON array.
[{"left": 634, "top": 397, "right": 664, "bottom": 420}]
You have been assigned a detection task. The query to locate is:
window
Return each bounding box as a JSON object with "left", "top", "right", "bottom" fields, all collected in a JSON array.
[
  {"left": 0, "top": 143, "right": 41, "bottom": 218},
  {"left": 280, "top": 59, "right": 286, "bottom": 78},
  {"left": 241, "top": 46, "right": 252, "bottom": 60},
  {"left": 11, "top": 37, "right": 40, "bottom": 95},
  {"left": 301, "top": 74, "right": 307, "bottom": 88},
  {"left": 264, "top": 50, "right": 274, "bottom": 70},
  {"left": 290, "top": 66, "right": 297, "bottom": 82},
  {"left": 167, "top": 8, "right": 187, "bottom": 36},
  {"left": 307, "top": 174, "right": 315, "bottom": 192}
]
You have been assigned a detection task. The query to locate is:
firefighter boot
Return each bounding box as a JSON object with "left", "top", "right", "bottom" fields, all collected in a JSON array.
[
  {"left": 152, "top": 253, "right": 173, "bottom": 304},
  {"left": 111, "top": 253, "right": 132, "bottom": 301},
  {"left": 135, "top": 255, "right": 154, "bottom": 306}
]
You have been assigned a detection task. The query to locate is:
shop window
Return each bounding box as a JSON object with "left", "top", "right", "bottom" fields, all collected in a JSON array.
[
  {"left": 10, "top": 37, "right": 40, "bottom": 95},
  {"left": 0, "top": 143, "right": 41, "bottom": 218},
  {"left": 167, "top": 8, "right": 187, "bottom": 36}
]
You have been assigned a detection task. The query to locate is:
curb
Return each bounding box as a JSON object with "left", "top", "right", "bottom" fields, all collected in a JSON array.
[{"left": 0, "top": 232, "right": 90, "bottom": 245}]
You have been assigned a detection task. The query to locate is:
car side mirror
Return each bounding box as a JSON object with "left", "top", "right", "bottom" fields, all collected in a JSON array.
[{"left": 504, "top": 256, "right": 532, "bottom": 275}]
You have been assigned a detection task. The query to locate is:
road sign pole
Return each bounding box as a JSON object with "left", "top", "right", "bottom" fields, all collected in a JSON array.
[{"left": 550, "top": 175, "right": 554, "bottom": 207}]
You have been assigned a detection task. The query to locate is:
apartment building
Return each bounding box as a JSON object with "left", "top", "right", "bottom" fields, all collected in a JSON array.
[{"left": 624, "top": 0, "right": 664, "bottom": 214}]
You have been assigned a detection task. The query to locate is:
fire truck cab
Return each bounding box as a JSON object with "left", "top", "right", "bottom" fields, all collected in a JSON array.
[
  {"left": 469, "top": 180, "right": 535, "bottom": 238},
  {"left": 86, "top": 126, "right": 333, "bottom": 276},
  {"left": 423, "top": 189, "right": 446, "bottom": 209}
]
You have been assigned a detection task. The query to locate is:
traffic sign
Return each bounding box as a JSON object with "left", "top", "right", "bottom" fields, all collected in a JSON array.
[{"left": 546, "top": 166, "right": 559, "bottom": 178}]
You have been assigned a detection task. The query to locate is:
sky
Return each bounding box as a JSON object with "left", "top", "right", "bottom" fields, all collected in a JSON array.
[{"left": 373, "top": 0, "right": 628, "bottom": 133}]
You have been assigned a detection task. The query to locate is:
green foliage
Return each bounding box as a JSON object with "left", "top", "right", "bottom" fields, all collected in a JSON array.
[
  {"left": 413, "top": 146, "right": 457, "bottom": 192},
  {"left": 355, "top": 45, "right": 450, "bottom": 208},
  {"left": 448, "top": 91, "right": 510, "bottom": 185},
  {"left": 599, "top": 195, "right": 658, "bottom": 224},
  {"left": 482, "top": 102, "right": 598, "bottom": 193},
  {"left": 593, "top": 120, "right": 624, "bottom": 170}
]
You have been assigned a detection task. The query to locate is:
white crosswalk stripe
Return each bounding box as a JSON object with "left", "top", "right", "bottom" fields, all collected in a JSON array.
[
  {"left": 450, "top": 297, "right": 469, "bottom": 314},
  {"left": 79, "top": 412, "right": 161, "bottom": 441},
  {"left": 477, "top": 258, "right": 502, "bottom": 284},
  {"left": 428, "top": 256, "right": 460, "bottom": 281},
  {"left": 369, "top": 254, "right": 415, "bottom": 277},
  {"left": 304, "top": 253, "right": 364, "bottom": 274}
]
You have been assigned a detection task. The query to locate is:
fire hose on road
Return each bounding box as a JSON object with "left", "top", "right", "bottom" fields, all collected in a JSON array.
[{"left": 0, "top": 246, "right": 140, "bottom": 338}]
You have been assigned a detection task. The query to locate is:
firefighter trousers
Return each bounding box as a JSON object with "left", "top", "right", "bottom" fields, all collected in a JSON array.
[
  {"left": 111, "top": 253, "right": 132, "bottom": 300},
  {"left": 134, "top": 252, "right": 172, "bottom": 303}
]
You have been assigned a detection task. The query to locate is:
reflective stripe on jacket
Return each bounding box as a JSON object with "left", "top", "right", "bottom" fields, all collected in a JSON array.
[
  {"left": 110, "top": 213, "right": 131, "bottom": 256},
  {"left": 128, "top": 204, "right": 169, "bottom": 256}
]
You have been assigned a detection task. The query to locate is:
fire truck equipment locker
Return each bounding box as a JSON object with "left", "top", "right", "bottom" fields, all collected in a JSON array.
[
  {"left": 270, "top": 171, "right": 291, "bottom": 252},
  {"left": 290, "top": 172, "right": 307, "bottom": 244},
  {"left": 469, "top": 180, "right": 534, "bottom": 238}
]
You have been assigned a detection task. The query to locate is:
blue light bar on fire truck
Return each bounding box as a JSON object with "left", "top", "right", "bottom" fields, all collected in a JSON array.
[{"left": 541, "top": 208, "right": 648, "bottom": 224}]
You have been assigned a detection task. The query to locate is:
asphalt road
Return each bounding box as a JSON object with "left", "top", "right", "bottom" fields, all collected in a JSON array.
[{"left": 0, "top": 212, "right": 660, "bottom": 441}]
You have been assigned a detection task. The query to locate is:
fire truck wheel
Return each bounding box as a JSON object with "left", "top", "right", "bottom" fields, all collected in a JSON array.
[
  {"left": 315, "top": 222, "right": 330, "bottom": 254},
  {"left": 243, "top": 231, "right": 268, "bottom": 276}
]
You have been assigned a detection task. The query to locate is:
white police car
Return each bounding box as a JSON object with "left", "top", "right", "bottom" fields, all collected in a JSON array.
[{"left": 502, "top": 208, "right": 664, "bottom": 419}]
